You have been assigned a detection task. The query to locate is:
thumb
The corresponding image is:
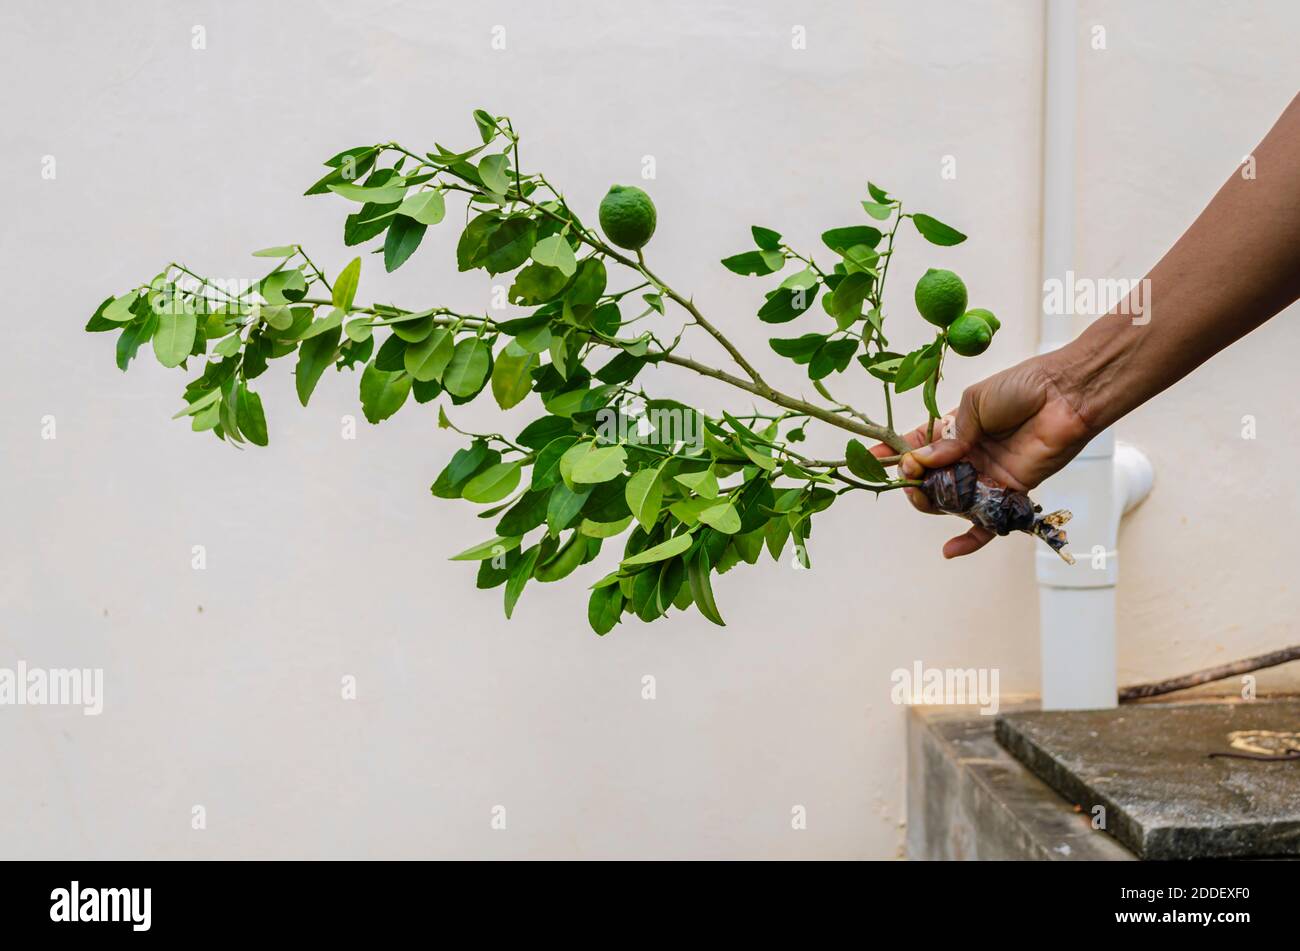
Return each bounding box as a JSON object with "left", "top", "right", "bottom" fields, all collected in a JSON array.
[{"left": 908, "top": 437, "right": 965, "bottom": 471}]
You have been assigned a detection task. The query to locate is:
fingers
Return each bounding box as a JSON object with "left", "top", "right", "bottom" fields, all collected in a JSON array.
[{"left": 942, "top": 526, "right": 995, "bottom": 559}]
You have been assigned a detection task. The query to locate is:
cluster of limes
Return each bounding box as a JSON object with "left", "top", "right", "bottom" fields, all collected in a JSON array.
[
  {"left": 595, "top": 186, "right": 1000, "bottom": 360},
  {"left": 913, "top": 268, "right": 1000, "bottom": 356}
]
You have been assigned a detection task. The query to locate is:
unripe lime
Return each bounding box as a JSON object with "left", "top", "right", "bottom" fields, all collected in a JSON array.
[
  {"left": 914, "top": 268, "right": 968, "bottom": 327},
  {"left": 947, "top": 313, "right": 993, "bottom": 357},
  {"left": 966, "top": 307, "right": 1000, "bottom": 333},
  {"left": 598, "top": 185, "right": 657, "bottom": 250}
]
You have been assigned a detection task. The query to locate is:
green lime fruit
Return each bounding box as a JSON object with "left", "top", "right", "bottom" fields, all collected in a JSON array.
[
  {"left": 598, "top": 185, "right": 657, "bottom": 250},
  {"left": 913, "top": 268, "right": 968, "bottom": 327},
  {"left": 966, "top": 307, "right": 1001, "bottom": 333},
  {"left": 948, "top": 313, "right": 993, "bottom": 357}
]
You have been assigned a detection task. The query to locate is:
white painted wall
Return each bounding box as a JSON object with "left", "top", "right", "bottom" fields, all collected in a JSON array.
[{"left": 0, "top": 0, "right": 1293, "bottom": 859}]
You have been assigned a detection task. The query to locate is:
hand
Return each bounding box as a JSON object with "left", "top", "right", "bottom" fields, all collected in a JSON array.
[{"left": 877, "top": 352, "right": 1097, "bottom": 558}]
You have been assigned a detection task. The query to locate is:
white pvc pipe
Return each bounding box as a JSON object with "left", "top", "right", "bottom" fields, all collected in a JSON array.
[
  {"left": 1034, "top": 0, "right": 1146, "bottom": 711},
  {"left": 1039, "top": 0, "right": 1078, "bottom": 352}
]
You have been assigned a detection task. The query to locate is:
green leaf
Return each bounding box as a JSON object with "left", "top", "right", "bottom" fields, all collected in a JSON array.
[
  {"left": 842, "top": 244, "right": 879, "bottom": 273},
  {"left": 103, "top": 291, "right": 140, "bottom": 323},
  {"left": 404, "top": 328, "right": 455, "bottom": 383},
  {"left": 769, "top": 333, "right": 826, "bottom": 363},
  {"left": 252, "top": 245, "right": 296, "bottom": 258},
  {"left": 490, "top": 341, "right": 536, "bottom": 409},
  {"left": 432, "top": 440, "right": 496, "bottom": 498},
  {"left": 809, "top": 338, "right": 859, "bottom": 380},
  {"left": 587, "top": 584, "right": 623, "bottom": 635},
  {"left": 384, "top": 215, "right": 427, "bottom": 272},
  {"left": 450, "top": 535, "right": 522, "bottom": 561},
  {"left": 547, "top": 482, "right": 592, "bottom": 535},
  {"left": 462, "top": 461, "right": 523, "bottom": 504},
  {"left": 504, "top": 546, "right": 541, "bottom": 619},
  {"left": 530, "top": 234, "right": 577, "bottom": 277},
  {"left": 173, "top": 387, "right": 222, "bottom": 419},
  {"left": 295, "top": 326, "right": 341, "bottom": 406},
  {"left": 444, "top": 337, "right": 492, "bottom": 397},
  {"left": 496, "top": 490, "right": 550, "bottom": 537},
  {"left": 478, "top": 154, "right": 512, "bottom": 194},
  {"left": 332, "top": 257, "right": 361, "bottom": 311},
  {"left": 236, "top": 384, "right": 268, "bottom": 446},
  {"left": 509, "top": 263, "right": 568, "bottom": 305},
  {"left": 894, "top": 341, "right": 942, "bottom": 393},
  {"left": 571, "top": 444, "right": 627, "bottom": 484},
  {"left": 396, "top": 190, "right": 446, "bottom": 226},
  {"left": 757, "top": 284, "right": 819, "bottom": 324},
  {"left": 473, "top": 109, "right": 499, "bottom": 143},
  {"left": 517, "top": 416, "right": 573, "bottom": 450},
  {"left": 861, "top": 200, "right": 893, "bottom": 220},
  {"left": 829, "top": 272, "right": 872, "bottom": 322},
  {"left": 911, "top": 213, "right": 967, "bottom": 246},
  {"left": 534, "top": 533, "right": 588, "bottom": 583},
  {"left": 720, "top": 249, "right": 784, "bottom": 276},
  {"left": 484, "top": 217, "right": 537, "bottom": 275},
  {"left": 687, "top": 552, "right": 725, "bottom": 626},
  {"left": 845, "top": 439, "right": 889, "bottom": 482},
  {"left": 621, "top": 533, "right": 694, "bottom": 567},
  {"left": 299, "top": 308, "right": 345, "bottom": 340},
  {"left": 625, "top": 468, "right": 664, "bottom": 531},
  {"left": 359, "top": 361, "right": 412, "bottom": 423},
  {"left": 152, "top": 311, "right": 197, "bottom": 368},
  {"left": 751, "top": 226, "right": 782, "bottom": 250},
  {"left": 674, "top": 469, "right": 719, "bottom": 499},
  {"left": 389, "top": 311, "right": 435, "bottom": 342},
  {"left": 867, "top": 182, "right": 892, "bottom": 204},
  {"left": 923, "top": 370, "right": 941, "bottom": 419},
  {"left": 115, "top": 311, "right": 154, "bottom": 371},
  {"left": 697, "top": 502, "right": 741, "bottom": 535},
  {"left": 580, "top": 515, "right": 633, "bottom": 539},
  {"left": 822, "top": 226, "right": 882, "bottom": 253},
  {"left": 329, "top": 181, "right": 407, "bottom": 204}
]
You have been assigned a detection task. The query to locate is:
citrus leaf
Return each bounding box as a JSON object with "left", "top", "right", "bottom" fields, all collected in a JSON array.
[
  {"left": 384, "top": 216, "right": 427, "bottom": 272},
  {"left": 396, "top": 190, "right": 446, "bottom": 226},
  {"left": 621, "top": 533, "right": 693, "bottom": 567},
  {"left": 152, "top": 311, "right": 197, "bottom": 368},
  {"left": 530, "top": 234, "right": 577, "bottom": 277},
  {"left": 478, "top": 154, "right": 511, "bottom": 195},
  {"left": 490, "top": 341, "right": 536, "bottom": 409},
  {"left": 443, "top": 337, "right": 491, "bottom": 397},
  {"left": 450, "top": 535, "right": 522, "bottom": 561},
  {"left": 625, "top": 468, "right": 664, "bottom": 531},
  {"left": 329, "top": 181, "right": 407, "bottom": 204},
  {"left": 462, "top": 461, "right": 523, "bottom": 504},
  {"left": 504, "top": 546, "right": 541, "bottom": 619},
  {"left": 252, "top": 245, "right": 296, "bottom": 258},
  {"left": 571, "top": 445, "right": 626, "bottom": 484},
  {"left": 103, "top": 291, "right": 141, "bottom": 323},
  {"left": 404, "top": 328, "right": 454, "bottom": 382},
  {"left": 332, "top": 256, "right": 361, "bottom": 311},
  {"left": 687, "top": 551, "right": 725, "bottom": 626},
  {"left": 697, "top": 502, "right": 741, "bottom": 535},
  {"left": 751, "top": 226, "right": 782, "bottom": 250},
  {"left": 236, "top": 384, "right": 268, "bottom": 447},
  {"left": 845, "top": 439, "right": 889, "bottom": 483},
  {"left": 359, "top": 362, "right": 412, "bottom": 423},
  {"left": 911, "top": 213, "right": 967, "bottom": 246},
  {"left": 587, "top": 584, "right": 623, "bottom": 635}
]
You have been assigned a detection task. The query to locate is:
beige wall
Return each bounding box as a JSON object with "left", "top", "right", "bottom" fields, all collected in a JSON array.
[{"left": 0, "top": 0, "right": 1294, "bottom": 859}]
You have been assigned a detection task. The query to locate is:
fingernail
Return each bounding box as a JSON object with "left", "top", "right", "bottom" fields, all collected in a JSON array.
[{"left": 912, "top": 446, "right": 935, "bottom": 464}]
